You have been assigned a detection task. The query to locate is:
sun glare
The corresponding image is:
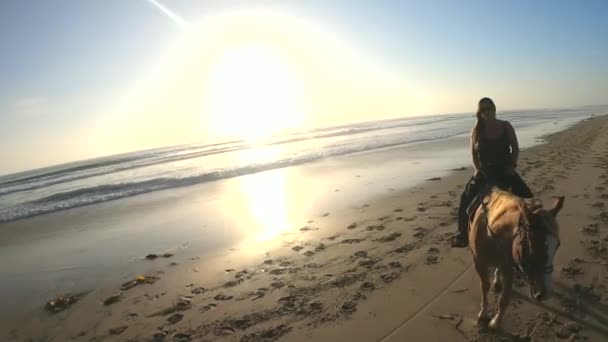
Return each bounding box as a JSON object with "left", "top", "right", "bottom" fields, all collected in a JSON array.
[{"left": 206, "top": 44, "right": 305, "bottom": 141}]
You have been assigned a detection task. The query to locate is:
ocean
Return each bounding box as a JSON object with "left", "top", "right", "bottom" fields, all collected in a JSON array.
[{"left": 0, "top": 106, "right": 605, "bottom": 223}]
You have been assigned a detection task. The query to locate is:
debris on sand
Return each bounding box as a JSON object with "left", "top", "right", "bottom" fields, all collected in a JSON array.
[
  {"left": 145, "top": 253, "right": 174, "bottom": 260},
  {"left": 121, "top": 274, "right": 160, "bottom": 290},
  {"left": 103, "top": 293, "right": 123, "bottom": 306},
  {"left": 45, "top": 292, "right": 87, "bottom": 313}
]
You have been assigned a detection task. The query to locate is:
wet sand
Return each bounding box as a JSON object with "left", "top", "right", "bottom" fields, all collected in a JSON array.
[{"left": 3, "top": 114, "right": 608, "bottom": 341}]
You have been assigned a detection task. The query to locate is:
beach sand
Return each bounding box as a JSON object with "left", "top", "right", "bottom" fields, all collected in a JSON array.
[{"left": 3, "top": 114, "right": 608, "bottom": 341}]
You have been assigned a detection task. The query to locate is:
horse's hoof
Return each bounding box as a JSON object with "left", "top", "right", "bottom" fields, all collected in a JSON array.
[
  {"left": 488, "top": 317, "right": 501, "bottom": 330},
  {"left": 491, "top": 282, "right": 502, "bottom": 293},
  {"left": 477, "top": 315, "right": 489, "bottom": 327}
]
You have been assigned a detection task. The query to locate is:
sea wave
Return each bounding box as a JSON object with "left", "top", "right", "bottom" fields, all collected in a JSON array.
[{"left": 0, "top": 131, "right": 462, "bottom": 222}]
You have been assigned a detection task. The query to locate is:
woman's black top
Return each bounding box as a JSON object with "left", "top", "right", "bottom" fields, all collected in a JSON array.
[{"left": 477, "top": 122, "right": 512, "bottom": 177}]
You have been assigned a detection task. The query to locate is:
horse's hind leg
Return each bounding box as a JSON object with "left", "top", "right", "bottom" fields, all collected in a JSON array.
[
  {"left": 491, "top": 268, "right": 502, "bottom": 293},
  {"left": 474, "top": 259, "right": 490, "bottom": 325},
  {"left": 489, "top": 267, "right": 513, "bottom": 330}
]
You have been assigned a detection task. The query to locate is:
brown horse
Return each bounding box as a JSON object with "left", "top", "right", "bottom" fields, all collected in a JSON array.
[{"left": 469, "top": 188, "right": 564, "bottom": 329}]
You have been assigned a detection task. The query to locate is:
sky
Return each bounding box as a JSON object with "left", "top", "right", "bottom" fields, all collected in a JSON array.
[{"left": 0, "top": 0, "right": 607, "bottom": 174}]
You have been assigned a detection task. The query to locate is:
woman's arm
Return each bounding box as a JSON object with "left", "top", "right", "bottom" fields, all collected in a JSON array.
[
  {"left": 505, "top": 121, "right": 519, "bottom": 168},
  {"left": 471, "top": 130, "right": 481, "bottom": 172}
]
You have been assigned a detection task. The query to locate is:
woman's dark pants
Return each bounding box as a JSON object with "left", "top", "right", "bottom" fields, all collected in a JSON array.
[{"left": 457, "top": 171, "right": 533, "bottom": 235}]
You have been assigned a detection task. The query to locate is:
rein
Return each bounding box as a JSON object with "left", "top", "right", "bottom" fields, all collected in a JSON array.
[{"left": 513, "top": 214, "right": 553, "bottom": 275}]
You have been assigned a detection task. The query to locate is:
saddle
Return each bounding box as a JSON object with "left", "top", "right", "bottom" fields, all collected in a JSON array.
[{"left": 466, "top": 180, "right": 501, "bottom": 225}]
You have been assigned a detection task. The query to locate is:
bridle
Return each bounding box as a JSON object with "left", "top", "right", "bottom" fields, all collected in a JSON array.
[{"left": 514, "top": 215, "right": 555, "bottom": 276}]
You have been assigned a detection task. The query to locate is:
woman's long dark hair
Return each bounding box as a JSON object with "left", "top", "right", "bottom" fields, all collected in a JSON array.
[{"left": 472, "top": 97, "right": 496, "bottom": 148}]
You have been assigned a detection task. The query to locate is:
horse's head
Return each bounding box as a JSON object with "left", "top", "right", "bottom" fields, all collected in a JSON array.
[{"left": 514, "top": 196, "right": 564, "bottom": 302}]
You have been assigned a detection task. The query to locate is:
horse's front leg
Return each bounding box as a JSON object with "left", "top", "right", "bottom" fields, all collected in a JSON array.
[
  {"left": 491, "top": 268, "right": 502, "bottom": 293},
  {"left": 489, "top": 268, "right": 513, "bottom": 330},
  {"left": 474, "top": 260, "right": 490, "bottom": 325}
]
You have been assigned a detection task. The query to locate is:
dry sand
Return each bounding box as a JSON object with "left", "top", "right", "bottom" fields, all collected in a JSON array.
[{"left": 4, "top": 114, "right": 608, "bottom": 342}]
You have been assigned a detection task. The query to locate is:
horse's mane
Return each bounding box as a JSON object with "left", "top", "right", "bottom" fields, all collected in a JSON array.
[{"left": 485, "top": 187, "right": 559, "bottom": 235}]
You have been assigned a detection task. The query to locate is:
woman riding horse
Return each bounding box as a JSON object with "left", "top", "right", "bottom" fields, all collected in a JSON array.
[{"left": 451, "top": 97, "right": 533, "bottom": 248}]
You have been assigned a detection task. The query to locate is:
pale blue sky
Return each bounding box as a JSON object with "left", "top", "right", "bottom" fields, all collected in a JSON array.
[{"left": 1, "top": 0, "right": 607, "bottom": 174}]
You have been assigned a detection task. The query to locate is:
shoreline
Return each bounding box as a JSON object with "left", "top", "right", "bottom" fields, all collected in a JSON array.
[{"left": 2, "top": 114, "right": 608, "bottom": 341}]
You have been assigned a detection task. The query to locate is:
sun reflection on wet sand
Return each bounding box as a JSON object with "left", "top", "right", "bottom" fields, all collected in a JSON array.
[{"left": 239, "top": 168, "right": 290, "bottom": 241}]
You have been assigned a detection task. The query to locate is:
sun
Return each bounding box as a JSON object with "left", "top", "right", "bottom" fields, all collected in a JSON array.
[{"left": 206, "top": 44, "right": 305, "bottom": 141}]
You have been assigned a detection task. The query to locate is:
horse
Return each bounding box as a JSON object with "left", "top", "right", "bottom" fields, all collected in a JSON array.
[{"left": 468, "top": 188, "right": 564, "bottom": 329}]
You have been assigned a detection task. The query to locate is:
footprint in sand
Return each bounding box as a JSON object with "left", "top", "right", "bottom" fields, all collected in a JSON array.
[
  {"left": 300, "top": 226, "right": 318, "bottom": 232},
  {"left": 359, "top": 282, "right": 376, "bottom": 291},
  {"left": 388, "top": 261, "right": 402, "bottom": 268},
  {"left": 377, "top": 216, "right": 390, "bottom": 221},
  {"left": 417, "top": 207, "right": 427, "bottom": 212},
  {"left": 271, "top": 281, "right": 285, "bottom": 289},
  {"left": 292, "top": 246, "right": 304, "bottom": 252},
  {"left": 191, "top": 287, "right": 207, "bottom": 295},
  {"left": 341, "top": 238, "right": 363, "bottom": 244},
  {"left": 395, "top": 217, "right": 404, "bottom": 221},
  {"left": 425, "top": 255, "right": 439, "bottom": 265},
  {"left": 340, "top": 293, "right": 366, "bottom": 315},
  {"left": 235, "top": 270, "right": 249, "bottom": 279},
  {"left": 358, "top": 259, "right": 376, "bottom": 267},
  {"left": 214, "top": 294, "right": 233, "bottom": 301},
  {"left": 354, "top": 251, "right": 368, "bottom": 258},
  {"left": 347, "top": 223, "right": 358, "bottom": 229},
  {"left": 365, "top": 224, "right": 385, "bottom": 231},
  {"left": 393, "top": 244, "right": 415, "bottom": 254},
  {"left": 374, "top": 232, "right": 402, "bottom": 242},
  {"left": 413, "top": 227, "right": 428, "bottom": 238},
  {"left": 167, "top": 313, "right": 184, "bottom": 324},
  {"left": 223, "top": 279, "right": 244, "bottom": 288},
  {"left": 303, "top": 251, "right": 315, "bottom": 257},
  {"left": 381, "top": 272, "right": 400, "bottom": 283},
  {"left": 394, "top": 208, "right": 404, "bottom": 212},
  {"left": 241, "top": 325, "right": 293, "bottom": 342},
  {"left": 314, "top": 243, "right": 326, "bottom": 252},
  {"left": 109, "top": 326, "right": 128, "bottom": 335}
]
